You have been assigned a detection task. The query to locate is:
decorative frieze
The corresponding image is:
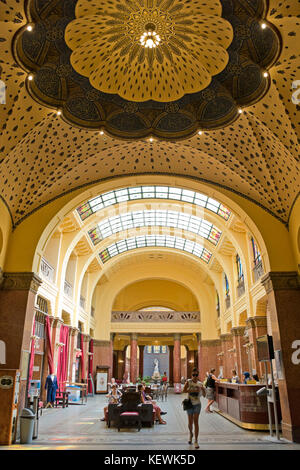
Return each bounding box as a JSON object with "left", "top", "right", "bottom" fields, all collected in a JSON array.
[
  {"left": 1, "top": 272, "right": 42, "bottom": 293},
  {"left": 231, "top": 326, "right": 246, "bottom": 336},
  {"left": 262, "top": 272, "right": 299, "bottom": 294},
  {"left": 245, "top": 316, "right": 267, "bottom": 329},
  {"left": 220, "top": 334, "right": 232, "bottom": 342},
  {"left": 111, "top": 311, "right": 201, "bottom": 323},
  {"left": 201, "top": 339, "right": 221, "bottom": 348},
  {"left": 93, "top": 340, "right": 111, "bottom": 347}
]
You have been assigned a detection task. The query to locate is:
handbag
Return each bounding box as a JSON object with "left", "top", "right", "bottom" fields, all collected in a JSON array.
[{"left": 182, "top": 398, "right": 193, "bottom": 410}]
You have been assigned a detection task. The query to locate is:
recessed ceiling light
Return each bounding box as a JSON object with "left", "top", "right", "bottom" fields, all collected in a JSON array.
[
  {"left": 198, "top": 131, "right": 203, "bottom": 135},
  {"left": 57, "top": 110, "right": 62, "bottom": 116},
  {"left": 263, "top": 71, "right": 269, "bottom": 77},
  {"left": 261, "top": 23, "right": 267, "bottom": 29},
  {"left": 26, "top": 25, "right": 33, "bottom": 32},
  {"left": 238, "top": 108, "right": 243, "bottom": 114},
  {"left": 28, "top": 74, "right": 33, "bottom": 81}
]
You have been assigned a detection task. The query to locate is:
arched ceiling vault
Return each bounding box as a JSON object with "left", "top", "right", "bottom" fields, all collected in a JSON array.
[{"left": 0, "top": 0, "right": 299, "bottom": 229}]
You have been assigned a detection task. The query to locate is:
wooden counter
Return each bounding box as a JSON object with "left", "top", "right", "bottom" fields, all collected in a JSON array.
[{"left": 215, "top": 382, "right": 281, "bottom": 431}]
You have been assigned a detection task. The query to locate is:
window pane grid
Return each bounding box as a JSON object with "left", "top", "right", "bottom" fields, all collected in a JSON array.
[
  {"left": 88, "top": 210, "right": 222, "bottom": 246},
  {"left": 77, "top": 187, "right": 231, "bottom": 221},
  {"left": 99, "top": 235, "right": 212, "bottom": 264}
]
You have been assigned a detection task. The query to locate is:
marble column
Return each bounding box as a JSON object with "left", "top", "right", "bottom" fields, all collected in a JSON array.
[
  {"left": 130, "top": 333, "right": 138, "bottom": 383},
  {"left": 0, "top": 272, "right": 42, "bottom": 428},
  {"left": 262, "top": 272, "right": 300, "bottom": 443},
  {"left": 231, "top": 326, "right": 248, "bottom": 378},
  {"left": 197, "top": 333, "right": 201, "bottom": 373},
  {"left": 168, "top": 345, "right": 174, "bottom": 386},
  {"left": 245, "top": 316, "right": 268, "bottom": 377},
  {"left": 173, "top": 334, "right": 181, "bottom": 387},
  {"left": 138, "top": 345, "right": 144, "bottom": 380}
]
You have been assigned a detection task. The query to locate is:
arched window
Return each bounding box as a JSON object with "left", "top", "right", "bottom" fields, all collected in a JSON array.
[
  {"left": 224, "top": 274, "right": 230, "bottom": 298},
  {"left": 236, "top": 254, "right": 244, "bottom": 282},
  {"left": 216, "top": 291, "right": 220, "bottom": 317},
  {"left": 251, "top": 237, "right": 262, "bottom": 266}
]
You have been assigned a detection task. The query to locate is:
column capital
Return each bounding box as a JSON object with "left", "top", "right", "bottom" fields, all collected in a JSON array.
[
  {"left": 231, "top": 326, "right": 246, "bottom": 336},
  {"left": 1, "top": 272, "right": 42, "bottom": 293},
  {"left": 220, "top": 333, "right": 232, "bottom": 342},
  {"left": 262, "top": 271, "right": 299, "bottom": 294},
  {"left": 245, "top": 316, "right": 267, "bottom": 328},
  {"left": 174, "top": 333, "right": 181, "bottom": 342},
  {"left": 201, "top": 339, "right": 221, "bottom": 347},
  {"left": 82, "top": 334, "right": 91, "bottom": 342},
  {"left": 196, "top": 333, "right": 202, "bottom": 342},
  {"left": 93, "top": 339, "right": 111, "bottom": 347},
  {"left": 70, "top": 327, "right": 79, "bottom": 336},
  {"left": 52, "top": 317, "right": 64, "bottom": 328},
  {"left": 131, "top": 333, "right": 138, "bottom": 341}
]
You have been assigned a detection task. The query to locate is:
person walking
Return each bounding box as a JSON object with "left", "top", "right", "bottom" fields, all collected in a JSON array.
[
  {"left": 182, "top": 368, "right": 206, "bottom": 449},
  {"left": 204, "top": 368, "right": 218, "bottom": 413}
]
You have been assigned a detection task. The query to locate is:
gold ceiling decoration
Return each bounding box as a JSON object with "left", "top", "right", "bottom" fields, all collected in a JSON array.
[{"left": 65, "top": 0, "right": 233, "bottom": 102}]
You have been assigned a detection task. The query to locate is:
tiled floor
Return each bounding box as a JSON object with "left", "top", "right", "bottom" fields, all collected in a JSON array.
[{"left": 3, "top": 392, "right": 300, "bottom": 450}]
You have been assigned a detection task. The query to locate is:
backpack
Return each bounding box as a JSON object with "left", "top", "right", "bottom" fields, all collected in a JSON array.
[{"left": 206, "top": 374, "right": 215, "bottom": 388}]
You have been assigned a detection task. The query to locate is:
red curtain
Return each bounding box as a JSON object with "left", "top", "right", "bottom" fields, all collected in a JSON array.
[
  {"left": 57, "top": 325, "right": 70, "bottom": 390},
  {"left": 28, "top": 315, "right": 36, "bottom": 390},
  {"left": 88, "top": 339, "right": 93, "bottom": 393},
  {"left": 45, "top": 316, "right": 54, "bottom": 374},
  {"left": 80, "top": 333, "right": 86, "bottom": 382}
]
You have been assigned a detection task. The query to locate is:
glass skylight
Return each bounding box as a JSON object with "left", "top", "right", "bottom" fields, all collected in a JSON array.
[
  {"left": 77, "top": 186, "right": 231, "bottom": 221},
  {"left": 88, "top": 210, "right": 222, "bottom": 246},
  {"left": 99, "top": 235, "right": 212, "bottom": 264}
]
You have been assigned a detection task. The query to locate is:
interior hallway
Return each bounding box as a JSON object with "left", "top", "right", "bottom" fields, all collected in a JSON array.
[{"left": 3, "top": 392, "right": 300, "bottom": 451}]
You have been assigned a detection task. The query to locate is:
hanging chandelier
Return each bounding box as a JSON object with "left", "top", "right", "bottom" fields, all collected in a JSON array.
[{"left": 140, "top": 23, "right": 161, "bottom": 49}]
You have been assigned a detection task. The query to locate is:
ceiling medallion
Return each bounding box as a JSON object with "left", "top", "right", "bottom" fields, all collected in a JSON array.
[
  {"left": 14, "top": 0, "right": 281, "bottom": 140},
  {"left": 65, "top": 0, "right": 233, "bottom": 102}
]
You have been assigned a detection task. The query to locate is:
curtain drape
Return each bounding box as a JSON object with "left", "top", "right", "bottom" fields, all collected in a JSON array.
[
  {"left": 57, "top": 325, "right": 70, "bottom": 390},
  {"left": 88, "top": 339, "right": 93, "bottom": 393},
  {"left": 80, "top": 333, "right": 86, "bottom": 382},
  {"left": 45, "top": 316, "right": 54, "bottom": 374},
  {"left": 28, "top": 315, "right": 36, "bottom": 390}
]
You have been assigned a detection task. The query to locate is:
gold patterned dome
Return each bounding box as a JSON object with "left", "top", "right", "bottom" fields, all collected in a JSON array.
[{"left": 65, "top": 0, "right": 233, "bottom": 102}]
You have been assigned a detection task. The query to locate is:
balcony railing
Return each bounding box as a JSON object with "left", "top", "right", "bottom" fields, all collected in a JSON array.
[
  {"left": 91, "top": 306, "right": 95, "bottom": 318},
  {"left": 111, "top": 311, "right": 201, "bottom": 323},
  {"left": 40, "top": 258, "right": 55, "bottom": 282},
  {"left": 253, "top": 261, "right": 264, "bottom": 283},
  {"left": 237, "top": 279, "right": 245, "bottom": 297},
  {"left": 225, "top": 295, "right": 231, "bottom": 310},
  {"left": 64, "top": 280, "right": 73, "bottom": 298}
]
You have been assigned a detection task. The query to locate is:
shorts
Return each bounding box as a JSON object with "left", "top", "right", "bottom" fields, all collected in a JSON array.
[
  {"left": 186, "top": 403, "right": 201, "bottom": 415},
  {"left": 206, "top": 387, "right": 215, "bottom": 401}
]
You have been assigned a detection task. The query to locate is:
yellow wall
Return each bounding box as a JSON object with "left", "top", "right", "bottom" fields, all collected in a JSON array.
[
  {"left": 113, "top": 279, "right": 199, "bottom": 311},
  {"left": 0, "top": 199, "right": 12, "bottom": 272},
  {"left": 289, "top": 196, "right": 300, "bottom": 273}
]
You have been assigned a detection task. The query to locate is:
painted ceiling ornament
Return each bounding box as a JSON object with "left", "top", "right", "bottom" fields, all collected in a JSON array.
[
  {"left": 65, "top": 0, "right": 233, "bottom": 102},
  {"left": 14, "top": 0, "right": 281, "bottom": 140}
]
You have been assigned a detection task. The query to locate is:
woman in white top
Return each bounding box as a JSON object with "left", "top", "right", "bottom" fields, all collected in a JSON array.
[{"left": 182, "top": 368, "right": 206, "bottom": 449}]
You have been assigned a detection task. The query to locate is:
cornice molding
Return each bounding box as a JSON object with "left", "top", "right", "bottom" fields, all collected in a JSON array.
[
  {"left": 1, "top": 272, "right": 42, "bottom": 294},
  {"left": 262, "top": 272, "right": 299, "bottom": 294},
  {"left": 201, "top": 339, "right": 221, "bottom": 348},
  {"left": 245, "top": 316, "right": 267, "bottom": 328},
  {"left": 93, "top": 340, "right": 111, "bottom": 347},
  {"left": 231, "top": 326, "right": 246, "bottom": 336}
]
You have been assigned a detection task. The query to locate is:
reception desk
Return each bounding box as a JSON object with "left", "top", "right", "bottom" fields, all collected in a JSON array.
[{"left": 216, "top": 382, "right": 281, "bottom": 430}]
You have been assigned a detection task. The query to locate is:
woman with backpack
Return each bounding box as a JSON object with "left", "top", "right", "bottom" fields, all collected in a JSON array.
[{"left": 204, "top": 368, "right": 219, "bottom": 413}]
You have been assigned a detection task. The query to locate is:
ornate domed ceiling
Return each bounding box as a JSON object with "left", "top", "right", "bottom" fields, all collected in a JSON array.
[
  {"left": 0, "top": 0, "right": 299, "bottom": 228},
  {"left": 14, "top": 0, "right": 280, "bottom": 139}
]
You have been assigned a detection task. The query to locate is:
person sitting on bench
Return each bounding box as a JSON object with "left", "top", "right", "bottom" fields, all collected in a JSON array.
[
  {"left": 101, "top": 384, "right": 122, "bottom": 421},
  {"left": 138, "top": 384, "right": 166, "bottom": 425}
]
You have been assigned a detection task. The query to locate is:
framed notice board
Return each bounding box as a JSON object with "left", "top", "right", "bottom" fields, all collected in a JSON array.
[{"left": 95, "top": 366, "right": 109, "bottom": 394}]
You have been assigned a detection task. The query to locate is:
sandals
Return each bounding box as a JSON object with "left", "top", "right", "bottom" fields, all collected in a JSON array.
[
  {"left": 159, "top": 420, "right": 167, "bottom": 424},
  {"left": 194, "top": 442, "right": 199, "bottom": 449}
]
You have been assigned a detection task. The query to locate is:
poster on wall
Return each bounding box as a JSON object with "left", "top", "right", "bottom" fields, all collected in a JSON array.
[{"left": 96, "top": 372, "right": 108, "bottom": 393}]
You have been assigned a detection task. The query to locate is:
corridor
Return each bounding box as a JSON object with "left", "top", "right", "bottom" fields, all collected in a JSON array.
[{"left": 4, "top": 392, "right": 300, "bottom": 451}]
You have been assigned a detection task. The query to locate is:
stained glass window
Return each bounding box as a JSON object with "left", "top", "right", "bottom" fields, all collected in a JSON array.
[
  {"left": 77, "top": 186, "right": 231, "bottom": 221},
  {"left": 236, "top": 254, "right": 244, "bottom": 282},
  {"left": 88, "top": 210, "right": 222, "bottom": 246},
  {"left": 251, "top": 237, "right": 262, "bottom": 266},
  {"left": 99, "top": 235, "right": 213, "bottom": 264},
  {"left": 224, "top": 274, "right": 230, "bottom": 297}
]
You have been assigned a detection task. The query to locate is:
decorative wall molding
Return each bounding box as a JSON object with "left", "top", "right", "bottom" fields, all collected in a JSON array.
[
  {"left": 1, "top": 272, "right": 42, "bottom": 294},
  {"left": 93, "top": 340, "right": 111, "bottom": 347},
  {"left": 112, "top": 311, "right": 201, "bottom": 323},
  {"left": 245, "top": 316, "right": 267, "bottom": 328},
  {"left": 262, "top": 272, "right": 300, "bottom": 294},
  {"left": 201, "top": 339, "right": 221, "bottom": 348},
  {"left": 231, "top": 326, "right": 246, "bottom": 336},
  {"left": 220, "top": 334, "right": 232, "bottom": 342}
]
